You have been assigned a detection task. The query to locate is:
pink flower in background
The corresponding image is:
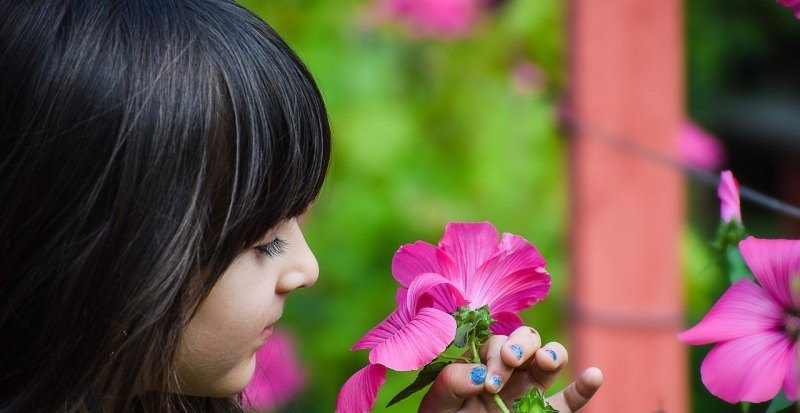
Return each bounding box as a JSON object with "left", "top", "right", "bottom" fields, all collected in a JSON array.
[
  {"left": 243, "top": 330, "right": 306, "bottom": 411},
  {"left": 678, "top": 122, "right": 725, "bottom": 171},
  {"left": 374, "top": 0, "right": 486, "bottom": 38},
  {"left": 336, "top": 222, "right": 551, "bottom": 412},
  {"left": 777, "top": 0, "right": 800, "bottom": 18},
  {"left": 511, "top": 60, "right": 545, "bottom": 96},
  {"left": 719, "top": 170, "right": 742, "bottom": 224},
  {"left": 678, "top": 237, "right": 800, "bottom": 403}
]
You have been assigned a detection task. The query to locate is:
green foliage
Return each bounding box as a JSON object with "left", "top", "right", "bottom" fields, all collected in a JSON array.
[
  {"left": 512, "top": 388, "right": 558, "bottom": 413},
  {"left": 237, "top": 1, "right": 567, "bottom": 411},
  {"left": 453, "top": 305, "right": 494, "bottom": 347}
]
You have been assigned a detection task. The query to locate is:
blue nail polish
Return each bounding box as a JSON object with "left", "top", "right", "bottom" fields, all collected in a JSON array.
[
  {"left": 470, "top": 366, "right": 486, "bottom": 385},
  {"left": 545, "top": 349, "right": 557, "bottom": 361},
  {"left": 489, "top": 375, "right": 503, "bottom": 389},
  {"left": 511, "top": 344, "right": 523, "bottom": 360}
]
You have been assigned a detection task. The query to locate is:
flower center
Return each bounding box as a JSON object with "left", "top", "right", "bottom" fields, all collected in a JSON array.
[{"left": 785, "top": 312, "right": 800, "bottom": 340}]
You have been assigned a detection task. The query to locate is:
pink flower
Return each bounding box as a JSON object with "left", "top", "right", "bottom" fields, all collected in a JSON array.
[
  {"left": 374, "top": 0, "right": 486, "bottom": 38},
  {"left": 678, "top": 122, "right": 725, "bottom": 171},
  {"left": 777, "top": 0, "right": 800, "bottom": 18},
  {"left": 719, "top": 170, "right": 742, "bottom": 224},
  {"left": 678, "top": 237, "right": 800, "bottom": 403},
  {"left": 242, "top": 330, "right": 306, "bottom": 411},
  {"left": 336, "top": 222, "right": 550, "bottom": 412}
]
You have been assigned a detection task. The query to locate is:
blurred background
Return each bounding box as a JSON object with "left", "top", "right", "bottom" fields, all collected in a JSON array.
[{"left": 236, "top": 0, "right": 800, "bottom": 411}]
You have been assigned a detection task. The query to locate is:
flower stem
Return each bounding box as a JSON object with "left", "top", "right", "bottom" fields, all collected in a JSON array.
[
  {"left": 438, "top": 354, "right": 471, "bottom": 363},
  {"left": 493, "top": 394, "right": 511, "bottom": 413},
  {"left": 467, "top": 331, "right": 511, "bottom": 413}
]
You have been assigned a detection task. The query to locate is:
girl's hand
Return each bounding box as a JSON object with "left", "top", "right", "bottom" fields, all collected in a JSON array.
[{"left": 419, "top": 326, "right": 603, "bottom": 413}]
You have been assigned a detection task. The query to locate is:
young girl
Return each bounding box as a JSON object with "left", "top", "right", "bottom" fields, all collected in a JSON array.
[{"left": 0, "top": 1, "right": 601, "bottom": 412}]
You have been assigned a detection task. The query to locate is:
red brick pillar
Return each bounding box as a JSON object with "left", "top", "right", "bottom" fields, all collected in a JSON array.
[{"left": 568, "top": 0, "right": 687, "bottom": 412}]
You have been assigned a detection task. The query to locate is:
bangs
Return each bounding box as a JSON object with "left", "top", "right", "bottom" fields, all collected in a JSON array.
[{"left": 201, "top": 4, "right": 331, "bottom": 257}]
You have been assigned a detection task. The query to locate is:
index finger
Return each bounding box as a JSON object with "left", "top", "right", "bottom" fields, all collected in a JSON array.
[{"left": 545, "top": 367, "right": 603, "bottom": 413}]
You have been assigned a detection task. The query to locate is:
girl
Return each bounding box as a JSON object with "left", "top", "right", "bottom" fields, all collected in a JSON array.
[{"left": 0, "top": 1, "right": 601, "bottom": 412}]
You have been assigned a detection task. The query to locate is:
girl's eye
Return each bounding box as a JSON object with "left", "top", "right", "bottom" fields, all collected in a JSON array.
[{"left": 255, "top": 237, "right": 287, "bottom": 258}]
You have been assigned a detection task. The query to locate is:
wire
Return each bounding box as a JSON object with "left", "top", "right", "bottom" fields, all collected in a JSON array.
[{"left": 559, "top": 110, "right": 800, "bottom": 220}]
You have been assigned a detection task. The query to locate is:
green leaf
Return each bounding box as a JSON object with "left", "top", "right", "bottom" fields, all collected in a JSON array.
[
  {"left": 726, "top": 245, "right": 754, "bottom": 284},
  {"left": 766, "top": 391, "right": 795, "bottom": 413},
  {"left": 387, "top": 360, "right": 452, "bottom": 407},
  {"left": 454, "top": 321, "right": 478, "bottom": 347},
  {"left": 512, "top": 387, "right": 558, "bottom": 413}
]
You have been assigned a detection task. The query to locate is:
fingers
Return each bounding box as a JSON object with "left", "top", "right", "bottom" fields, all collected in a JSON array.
[
  {"left": 502, "top": 327, "right": 542, "bottom": 369},
  {"left": 482, "top": 335, "right": 511, "bottom": 394},
  {"left": 480, "top": 327, "right": 542, "bottom": 394},
  {"left": 546, "top": 367, "right": 604, "bottom": 413},
  {"left": 529, "top": 341, "right": 568, "bottom": 390},
  {"left": 419, "top": 363, "right": 487, "bottom": 413}
]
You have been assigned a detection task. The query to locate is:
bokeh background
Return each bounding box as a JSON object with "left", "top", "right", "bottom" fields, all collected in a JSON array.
[{"left": 237, "top": 0, "right": 800, "bottom": 411}]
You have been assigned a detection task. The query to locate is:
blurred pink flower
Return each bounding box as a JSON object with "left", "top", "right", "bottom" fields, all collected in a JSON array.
[
  {"left": 374, "top": 0, "right": 486, "bottom": 38},
  {"left": 336, "top": 222, "right": 551, "bottom": 412},
  {"left": 678, "top": 237, "right": 800, "bottom": 403},
  {"left": 678, "top": 122, "right": 725, "bottom": 171},
  {"left": 719, "top": 170, "right": 742, "bottom": 224},
  {"left": 510, "top": 60, "right": 545, "bottom": 95},
  {"left": 242, "top": 330, "right": 305, "bottom": 411},
  {"left": 777, "top": 0, "right": 800, "bottom": 18}
]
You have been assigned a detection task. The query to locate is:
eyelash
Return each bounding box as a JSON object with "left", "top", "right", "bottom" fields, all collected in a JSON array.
[{"left": 255, "top": 237, "right": 287, "bottom": 258}]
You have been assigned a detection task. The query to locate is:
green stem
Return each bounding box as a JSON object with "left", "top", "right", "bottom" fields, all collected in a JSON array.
[
  {"left": 468, "top": 331, "right": 511, "bottom": 413},
  {"left": 438, "top": 354, "right": 471, "bottom": 363},
  {"left": 493, "top": 394, "right": 511, "bottom": 413}
]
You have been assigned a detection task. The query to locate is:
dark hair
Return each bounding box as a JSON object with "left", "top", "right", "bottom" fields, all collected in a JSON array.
[{"left": 0, "top": 1, "right": 330, "bottom": 412}]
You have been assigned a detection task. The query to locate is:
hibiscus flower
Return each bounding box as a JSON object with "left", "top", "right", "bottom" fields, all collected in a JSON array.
[
  {"left": 336, "top": 222, "right": 551, "bottom": 412},
  {"left": 678, "top": 237, "right": 800, "bottom": 403}
]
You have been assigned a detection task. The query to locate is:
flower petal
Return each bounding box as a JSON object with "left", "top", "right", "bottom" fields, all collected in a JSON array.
[
  {"left": 739, "top": 237, "right": 800, "bottom": 310},
  {"left": 784, "top": 342, "right": 799, "bottom": 400},
  {"left": 468, "top": 253, "right": 551, "bottom": 313},
  {"left": 405, "top": 272, "right": 467, "bottom": 314},
  {"left": 489, "top": 311, "right": 524, "bottom": 335},
  {"left": 678, "top": 279, "right": 784, "bottom": 345},
  {"left": 335, "top": 364, "right": 387, "bottom": 413},
  {"left": 700, "top": 332, "right": 793, "bottom": 403},
  {"left": 368, "top": 307, "right": 456, "bottom": 371},
  {"left": 718, "top": 170, "right": 741, "bottom": 223},
  {"left": 352, "top": 307, "right": 410, "bottom": 351},
  {"left": 392, "top": 241, "right": 442, "bottom": 287},
  {"left": 438, "top": 222, "right": 500, "bottom": 291},
  {"left": 243, "top": 330, "right": 305, "bottom": 410}
]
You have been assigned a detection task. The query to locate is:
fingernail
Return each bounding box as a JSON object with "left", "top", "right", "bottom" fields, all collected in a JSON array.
[
  {"left": 470, "top": 365, "right": 486, "bottom": 385},
  {"left": 545, "top": 349, "right": 557, "bottom": 361},
  {"left": 489, "top": 375, "right": 503, "bottom": 389},
  {"left": 511, "top": 344, "right": 523, "bottom": 360}
]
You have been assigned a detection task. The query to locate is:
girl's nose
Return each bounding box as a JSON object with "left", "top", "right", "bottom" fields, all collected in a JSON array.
[{"left": 275, "top": 221, "right": 319, "bottom": 294}]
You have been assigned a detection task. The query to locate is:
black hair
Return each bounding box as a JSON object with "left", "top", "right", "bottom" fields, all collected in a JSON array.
[{"left": 0, "top": 1, "right": 330, "bottom": 411}]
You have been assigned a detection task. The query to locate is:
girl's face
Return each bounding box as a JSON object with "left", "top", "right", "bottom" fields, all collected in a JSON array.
[{"left": 174, "top": 219, "right": 318, "bottom": 397}]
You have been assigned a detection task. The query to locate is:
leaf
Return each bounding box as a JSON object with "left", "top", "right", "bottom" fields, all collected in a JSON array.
[
  {"left": 512, "top": 387, "right": 558, "bottom": 413},
  {"left": 766, "top": 391, "right": 795, "bottom": 413},
  {"left": 726, "top": 245, "right": 754, "bottom": 284},
  {"left": 387, "top": 360, "right": 452, "bottom": 407},
  {"left": 454, "top": 320, "right": 478, "bottom": 347}
]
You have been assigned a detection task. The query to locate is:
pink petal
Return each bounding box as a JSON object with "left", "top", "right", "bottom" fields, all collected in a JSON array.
[
  {"left": 468, "top": 239, "right": 551, "bottom": 312},
  {"left": 718, "top": 171, "right": 742, "bottom": 223},
  {"left": 242, "top": 330, "right": 306, "bottom": 410},
  {"left": 784, "top": 342, "right": 799, "bottom": 400},
  {"left": 353, "top": 273, "right": 464, "bottom": 352},
  {"left": 678, "top": 279, "right": 784, "bottom": 345},
  {"left": 777, "top": 0, "right": 800, "bottom": 18},
  {"left": 392, "top": 241, "right": 442, "bottom": 287},
  {"left": 405, "top": 272, "right": 467, "bottom": 314},
  {"left": 678, "top": 122, "right": 725, "bottom": 171},
  {"left": 335, "top": 364, "right": 387, "bottom": 413},
  {"left": 368, "top": 307, "right": 457, "bottom": 371},
  {"left": 700, "top": 332, "right": 794, "bottom": 403},
  {"left": 490, "top": 311, "right": 524, "bottom": 335},
  {"left": 739, "top": 237, "right": 800, "bottom": 310},
  {"left": 438, "top": 222, "right": 500, "bottom": 293}
]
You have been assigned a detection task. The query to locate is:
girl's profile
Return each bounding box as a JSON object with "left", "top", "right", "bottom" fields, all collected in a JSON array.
[{"left": 0, "top": 1, "right": 601, "bottom": 412}]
